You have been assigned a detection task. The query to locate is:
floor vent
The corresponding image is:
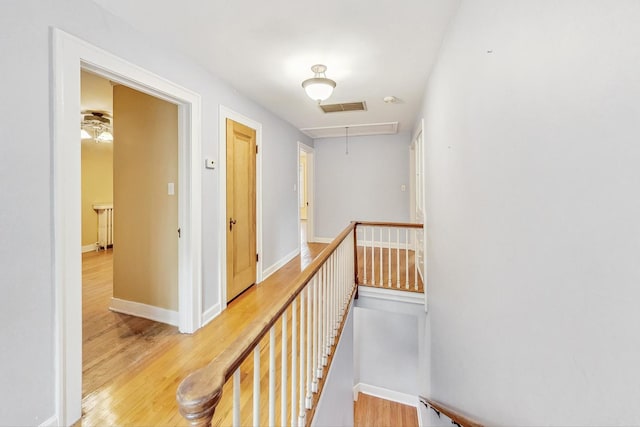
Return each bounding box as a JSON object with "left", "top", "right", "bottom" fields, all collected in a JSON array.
[{"left": 319, "top": 101, "right": 367, "bottom": 113}]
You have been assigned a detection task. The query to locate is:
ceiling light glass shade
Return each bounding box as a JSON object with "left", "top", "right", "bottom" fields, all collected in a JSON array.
[
  {"left": 96, "top": 131, "right": 113, "bottom": 142},
  {"left": 81, "top": 129, "right": 92, "bottom": 139},
  {"left": 302, "top": 64, "right": 336, "bottom": 102},
  {"left": 302, "top": 79, "right": 336, "bottom": 102}
]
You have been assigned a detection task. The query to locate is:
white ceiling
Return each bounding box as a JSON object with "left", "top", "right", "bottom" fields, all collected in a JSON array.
[{"left": 92, "top": 0, "right": 459, "bottom": 134}]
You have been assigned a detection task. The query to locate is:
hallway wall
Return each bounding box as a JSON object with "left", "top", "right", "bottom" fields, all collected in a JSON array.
[
  {"left": 313, "top": 133, "right": 411, "bottom": 239},
  {"left": 419, "top": 1, "right": 640, "bottom": 424},
  {"left": 0, "top": 0, "right": 310, "bottom": 423}
]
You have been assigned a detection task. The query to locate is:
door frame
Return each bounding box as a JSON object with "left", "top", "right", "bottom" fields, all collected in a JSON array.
[
  {"left": 297, "top": 142, "right": 315, "bottom": 245},
  {"left": 52, "top": 29, "right": 202, "bottom": 425},
  {"left": 218, "top": 105, "right": 263, "bottom": 310}
]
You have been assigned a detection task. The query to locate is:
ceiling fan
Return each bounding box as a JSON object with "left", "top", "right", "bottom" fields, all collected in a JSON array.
[{"left": 81, "top": 111, "right": 113, "bottom": 143}]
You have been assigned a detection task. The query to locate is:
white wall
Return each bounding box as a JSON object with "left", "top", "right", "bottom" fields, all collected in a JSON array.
[
  {"left": 311, "top": 304, "right": 354, "bottom": 427},
  {"left": 0, "top": 0, "right": 310, "bottom": 423},
  {"left": 420, "top": 1, "right": 640, "bottom": 425},
  {"left": 354, "top": 299, "right": 422, "bottom": 396},
  {"left": 314, "top": 133, "right": 411, "bottom": 239}
]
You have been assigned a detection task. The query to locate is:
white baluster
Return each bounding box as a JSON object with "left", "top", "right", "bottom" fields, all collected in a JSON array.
[
  {"left": 298, "top": 291, "right": 306, "bottom": 426},
  {"left": 321, "top": 264, "right": 328, "bottom": 368},
  {"left": 388, "top": 228, "right": 392, "bottom": 286},
  {"left": 269, "top": 326, "right": 276, "bottom": 427},
  {"left": 371, "top": 227, "right": 375, "bottom": 285},
  {"left": 396, "top": 228, "right": 400, "bottom": 288},
  {"left": 291, "top": 298, "right": 297, "bottom": 427},
  {"left": 405, "top": 228, "right": 409, "bottom": 289},
  {"left": 312, "top": 274, "right": 319, "bottom": 392},
  {"left": 379, "top": 228, "right": 384, "bottom": 286},
  {"left": 281, "top": 309, "right": 288, "bottom": 425},
  {"left": 414, "top": 229, "right": 418, "bottom": 291},
  {"left": 363, "top": 227, "right": 367, "bottom": 284},
  {"left": 329, "top": 254, "right": 335, "bottom": 345},
  {"left": 253, "top": 346, "right": 260, "bottom": 426},
  {"left": 334, "top": 252, "right": 339, "bottom": 337},
  {"left": 233, "top": 369, "right": 240, "bottom": 427},
  {"left": 306, "top": 285, "right": 312, "bottom": 409}
]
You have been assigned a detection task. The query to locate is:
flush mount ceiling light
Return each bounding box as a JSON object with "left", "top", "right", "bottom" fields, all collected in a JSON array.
[
  {"left": 81, "top": 111, "right": 113, "bottom": 143},
  {"left": 302, "top": 64, "right": 336, "bottom": 103}
]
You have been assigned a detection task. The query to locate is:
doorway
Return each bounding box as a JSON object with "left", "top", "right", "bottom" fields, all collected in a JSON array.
[
  {"left": 298, "top": 142, "right": 314, "bottom": 246},
  {"left": 53, "top": 29, "right": 202, "bottom": 425},
  {"left": 80, "top": 72, "right": 183, "bottom": 397}
]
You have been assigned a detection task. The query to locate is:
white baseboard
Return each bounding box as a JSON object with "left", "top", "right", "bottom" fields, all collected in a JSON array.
[
  {"left": 110, "top": 297, "right": 178, "bottom": 326},
  {"left": 202, "top": 303, "right": 221, "bottom": 327},
  {"left": 82, "top": 243, "right": 96, "bottom": 253},
  {"left": 312, "top": 237, "right": 333, "bottom": 244},
  {"left": 353, "top": 383, "right": 419, "bottom": 407},
  {"left": 357, "top": 286, "right": 425, "bottom": 305},
  {"left": 39, "top": 415, "right": 58, "bottom": 427},
  {"left": 262, "top": 248, "right": 300, "bottom": 280}
]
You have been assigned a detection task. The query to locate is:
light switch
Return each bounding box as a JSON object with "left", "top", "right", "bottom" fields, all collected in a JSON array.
[
  {"left": 293, "top": 184, "right": 297, "bottom": 191},
  {"left": 205, "top": 158, "right": 216, "bottom": 169},
  {"left": 401, "top": 184, "right": 406, "bottom": 192},
  {"left": 168, "top": 182, "right": 175, "bottom": 195}
]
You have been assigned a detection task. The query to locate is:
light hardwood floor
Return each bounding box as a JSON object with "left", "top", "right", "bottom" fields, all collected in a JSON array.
[
  {"left": 354, "top": 393, "right": 419, "bottom": 427},
  {"left": 82, "top": 249, "right": 182, "bottom": 396},
  {"left": 78, "top": 242, "right": 327, "bottom": 425}
]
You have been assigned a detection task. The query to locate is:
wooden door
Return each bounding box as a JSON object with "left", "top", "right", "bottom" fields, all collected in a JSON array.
[{"left": 226, "top": 118, "right": 257, "bottom": 302}]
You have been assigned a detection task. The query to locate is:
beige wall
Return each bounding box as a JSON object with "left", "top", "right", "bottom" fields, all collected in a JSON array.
[
  {"left": 81, "top": 142, "right": 113, "bottom": 246},
  {"left": 113, "top": 85, "right": 178, "bottom": 311}
]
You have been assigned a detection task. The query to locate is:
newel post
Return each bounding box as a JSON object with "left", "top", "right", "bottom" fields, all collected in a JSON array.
[
  {"left": 352, "top": 222, "right": 359, "bottom": 298},
  {"left": 176, "top": 369, "right": 224, "bottom": 427}
]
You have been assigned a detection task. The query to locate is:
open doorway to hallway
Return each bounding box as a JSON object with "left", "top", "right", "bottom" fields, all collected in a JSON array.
[
  {"left": 80, "top": 70, "right": 181, "bottom": 398},
  {"left": 298, "top": 142, "right": 314, "bottom": 246}
]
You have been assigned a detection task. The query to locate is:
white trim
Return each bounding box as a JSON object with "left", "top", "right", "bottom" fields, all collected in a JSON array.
[
  {"left": 353, "top": 383, "right": 419, "bottom": 407},
  {"left": 201, "top": 303, "right": 222, "bottom": 327},
  {"left": 312, "top": 237, "right": 334, "bottom": 244},
  {"left": 357, "top": 286, "right": 425, "bottom": 305},
  {"left": 218, "top": 105, "right": 263, "bottom": 311},
  {"left": 53, "top": 28, "right": 202, "bottom": 426},
  {"left": 297, "top": 142, "right": 315, "bottom": 250},
  {"left": 417, "top": 399, "right": 429, "bottom": 427},
  {"left": 109, "top": 298, "right": 178, "bottom": 326},
  {"left": 39, "top": 415, "right": 59, "bottom": 427},
  {"left": 81, "top": 244, "right": 96, "bottom": 253},
  {"left": 262, "top": 247, "right": 300, "bottom": 280}
]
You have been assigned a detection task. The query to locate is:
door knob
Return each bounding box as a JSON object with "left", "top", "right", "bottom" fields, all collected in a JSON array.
[{"left": 229, "top": 218, "right": 237, "bottom": 231}]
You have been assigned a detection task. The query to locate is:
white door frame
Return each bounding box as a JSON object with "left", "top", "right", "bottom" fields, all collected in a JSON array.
[
  {"left": 297, "top": 142, "right": 315, "bottom": 245},
  {"left": 52, "top": 29, "right": 202, "bottom": 425},
  {"left": 218, "top": 105, "right": 263, "bottom": 310}
]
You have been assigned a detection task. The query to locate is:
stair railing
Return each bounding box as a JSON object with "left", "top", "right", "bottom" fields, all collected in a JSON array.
[
  {"left": 354, "top": 221, "right": 424, "bottom": 292},
  {"left": 177, "top": 222, "right": 357, "bottom": 426}
]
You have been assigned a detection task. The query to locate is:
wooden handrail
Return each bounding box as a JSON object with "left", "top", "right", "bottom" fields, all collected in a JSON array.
[
  {"left": 419, "top": 396, "right": 484, "bottom": 427},
  {"left": 355, "top": 221, "right": 423, "bottom": 229},
  {"left": 177, "top": 222, "right": 357, "bottom": 426}
]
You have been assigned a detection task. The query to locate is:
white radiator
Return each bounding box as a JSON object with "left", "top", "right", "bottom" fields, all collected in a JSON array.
[{"left": 93, "top": 203, "right": 114, "bottom": 250}]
